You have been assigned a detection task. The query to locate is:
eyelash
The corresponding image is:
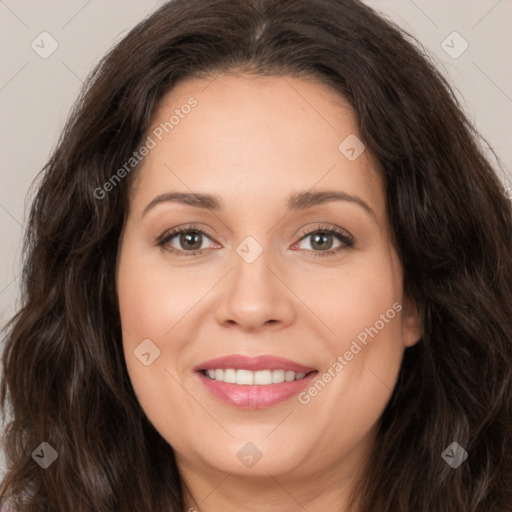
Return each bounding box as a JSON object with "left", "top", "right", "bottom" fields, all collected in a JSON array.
[{"left": 156, "top": 223, "right": 355, "bottom": 258}]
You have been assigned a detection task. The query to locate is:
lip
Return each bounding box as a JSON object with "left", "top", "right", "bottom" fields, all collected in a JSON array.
[
  {"left": 193, "top": 354, "right": 316, "bottom": 373},
  {"left": 193, "top": 354, "right": 318, "bottom": 409}
]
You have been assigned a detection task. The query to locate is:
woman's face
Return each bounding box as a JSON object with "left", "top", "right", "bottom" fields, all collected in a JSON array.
[{"left": 117, "top": 74, "right": 421, "bottom": 485}]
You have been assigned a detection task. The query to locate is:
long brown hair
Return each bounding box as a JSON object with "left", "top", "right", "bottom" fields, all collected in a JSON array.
[{"left": 1, "top": 1, "right": 511, "bottom": 510}]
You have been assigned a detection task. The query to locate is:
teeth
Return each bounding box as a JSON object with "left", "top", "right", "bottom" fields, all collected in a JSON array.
[
  {"left": 272, "top": 369, "right": 285, "bottom": 383},
  {"left": 285, "top": 371, "right": 295, "bottom": 382},
  {"left": 236, "top": 369, "right": 253, "bottom": 385},
  {"left": 203, "top": 368, "right": 309, "bottom": 385},
  {"left": 254, "top": 370, "right": 272, "bottom": 385},
  {"left": 223, "top": 368, "right": 236, "bottom": 383}
]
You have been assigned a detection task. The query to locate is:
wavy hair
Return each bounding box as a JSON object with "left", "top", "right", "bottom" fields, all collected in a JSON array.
[{"left": 1, "top": 0, "right": 511, "bottom": 510}]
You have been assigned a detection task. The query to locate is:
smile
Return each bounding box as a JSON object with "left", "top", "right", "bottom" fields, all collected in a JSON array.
[{"left": 194, "top": 355, "right": 318, "bottom": 408}]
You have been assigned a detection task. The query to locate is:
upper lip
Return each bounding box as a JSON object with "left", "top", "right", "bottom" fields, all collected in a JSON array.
[{"left": 193, "top": 355, "right": 316, "bottom": 373}]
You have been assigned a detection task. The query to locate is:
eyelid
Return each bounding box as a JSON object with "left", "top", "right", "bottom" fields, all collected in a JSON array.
[
  {"left": 295, "top": 223, "right": 354, "bottom": 245},
  {"left": 155, "top": 223, "right": 216, "bottom": 245}
]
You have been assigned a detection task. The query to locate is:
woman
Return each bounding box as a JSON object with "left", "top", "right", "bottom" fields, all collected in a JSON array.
[{"left": 1, "top": 0, "right": 511, "bottom": 511}]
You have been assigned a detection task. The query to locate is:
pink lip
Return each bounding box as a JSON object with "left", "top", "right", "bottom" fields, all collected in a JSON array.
[
  {"left": 193, "top": 355, "right": 318, "bottom": 409},
  {"left": 193, "top": 354, "right": 316, "bottom": 373}
]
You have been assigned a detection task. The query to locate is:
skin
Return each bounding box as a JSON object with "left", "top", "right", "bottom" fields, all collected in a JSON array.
[{"left": 116, "top": 73, "right": 422, "bottom": 512}]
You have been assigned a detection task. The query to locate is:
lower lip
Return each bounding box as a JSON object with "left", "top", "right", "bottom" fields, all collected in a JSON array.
[{"left": 196, "top": 371, "right": 318, "bottom": 409}]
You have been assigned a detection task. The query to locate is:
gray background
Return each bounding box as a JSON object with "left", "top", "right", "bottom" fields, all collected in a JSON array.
[{"left": 1, "top": 0, "right": 511, "bottom": 478}]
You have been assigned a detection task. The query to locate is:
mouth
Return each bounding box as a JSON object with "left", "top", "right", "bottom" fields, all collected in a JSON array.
[{"left": 193, "top": 355, "right": 318, "bottom": 409}]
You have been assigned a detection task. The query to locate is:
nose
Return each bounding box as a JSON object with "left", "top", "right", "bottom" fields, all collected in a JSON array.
[{"left": 214, "top": 242, "right": 296, "bottom": 333}]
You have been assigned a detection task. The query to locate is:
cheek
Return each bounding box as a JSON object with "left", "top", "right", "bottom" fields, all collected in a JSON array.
[
  {"left": 116, "top": 242, "right": 190, "bottom": 408},
  {"left": 117, "top": 237, "right": 206, "bottom": 349},
  {"left": 296, "top": 297, "right": 404, "bottom": 470},
  {"left": 117, "top": 253, "right": 202, "bottom": 453},
  {"left": 299, "top": 246, "right": 402, "bottom": 352},
  {"left": 297, "top": 245, "right": 405, "bottom": 411}
]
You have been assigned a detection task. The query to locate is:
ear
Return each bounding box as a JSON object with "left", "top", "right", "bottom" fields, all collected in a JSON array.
[{"left": 401, "top": 296, "right": 422, "bottom": 347}]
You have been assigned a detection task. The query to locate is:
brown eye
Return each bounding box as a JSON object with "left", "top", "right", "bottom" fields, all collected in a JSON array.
[
  {"left": 157, "top": 226, "right": 218, "bottom": 256},
  {"left": 174, "top": 231, "right": 204, "bottom": 251},
  {"left": 293, "top": 226, "right": 355, "bottom": 257}
]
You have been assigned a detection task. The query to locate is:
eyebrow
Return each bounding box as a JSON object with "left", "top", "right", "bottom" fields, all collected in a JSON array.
[{"left": 141, "top": 190, "right": 376, "bottom": 219}]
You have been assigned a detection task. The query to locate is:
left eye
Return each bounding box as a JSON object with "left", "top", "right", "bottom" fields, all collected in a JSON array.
[{"left": 295, "top": 230, "right": 344, "bottom": 252}]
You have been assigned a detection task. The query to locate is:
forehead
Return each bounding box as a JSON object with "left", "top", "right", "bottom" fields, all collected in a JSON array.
[{"left": 129, "top": 73, "right": 385, "bottom": 219}]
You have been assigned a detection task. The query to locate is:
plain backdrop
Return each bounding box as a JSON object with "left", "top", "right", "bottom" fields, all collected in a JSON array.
[{"left": 1, "top": 0, "right": 511, "bottom": 479}]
